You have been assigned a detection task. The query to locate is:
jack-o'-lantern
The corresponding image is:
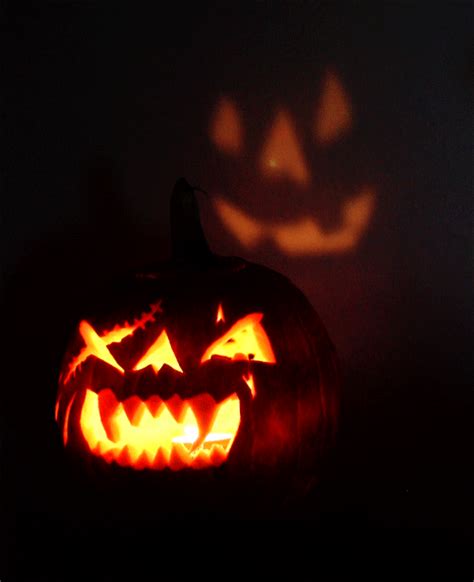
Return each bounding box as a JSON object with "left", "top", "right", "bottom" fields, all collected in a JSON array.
[
  {"left": 55, "top": 179, "right": 338, "bottom": 486},
  {"left": 206, "top": 69, "right": 376, "bottom": 256}
]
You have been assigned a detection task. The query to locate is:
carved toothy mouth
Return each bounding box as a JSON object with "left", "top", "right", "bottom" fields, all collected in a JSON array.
[
  {"left": 214, "top": 188, "right": 376, "bottom": 255},
  {"left": 79, "top": 388, "right": 241, "bottom": 470}
]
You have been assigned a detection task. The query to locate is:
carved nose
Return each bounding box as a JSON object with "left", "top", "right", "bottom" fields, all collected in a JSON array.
[{"left": 259, "top": 109, "right": 310, "bottom": 186}]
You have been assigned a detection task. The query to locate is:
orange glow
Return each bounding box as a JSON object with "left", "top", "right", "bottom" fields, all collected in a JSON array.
[
  {"left": 64, "top": 302, "right": 162, "bottom": 383},
  {"left": 272, "top": 187, "right": 375, "bottom": 255},
  {"left": 201, "top": 313, "right": 276, "bottom": 364},
  {"left": 259, "top": 109, "right": 310, "bottom": 185},
  {"left": 62, "top": 393, "right": 77, "bottom": 446},
  {"left": 243, "top": 373, "right": 256, "bottom": 398},
  {"left": 213, "top": 187, "right": 375, "bottom": 256},
  {"left": 134, "top": 330, "right": 183, "bottom": 374},
  {"left": 79, "top": 389, "right": 240, "bottom": 470},
  {"left": 208, "top": 75, "right": 377, "bottom": 257},
  {"left": 315, "top": 70, "right": 353, "bottom": 145},
  {"left": 78, "top": 321, "right": 124, "bottom": 374},
  {"left": 214, "top": 197, "right": 263, "bottom": 248},
  {"left": 216, "top": 303, "right": 225, "bottom": 323},
  {"left": 209, "top": 97, "right": 243, "bottom": 154}
]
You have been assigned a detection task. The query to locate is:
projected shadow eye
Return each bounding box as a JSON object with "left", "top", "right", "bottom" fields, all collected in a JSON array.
[
  {"left": 209, "top": 96, "right": 243, "bottom": 155},
  {"left": 314, "top": 70, "right": 353, "bottom": 145}
]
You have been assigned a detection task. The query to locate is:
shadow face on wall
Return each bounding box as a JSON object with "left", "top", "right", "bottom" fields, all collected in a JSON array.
[{"left": 206, "top": 69, "right": 376, "bottom": 257}]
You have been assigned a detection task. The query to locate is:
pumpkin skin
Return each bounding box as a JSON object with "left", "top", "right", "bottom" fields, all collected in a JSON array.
[{"left": 55, "top": 179, "right": 338, "bottom": 511}]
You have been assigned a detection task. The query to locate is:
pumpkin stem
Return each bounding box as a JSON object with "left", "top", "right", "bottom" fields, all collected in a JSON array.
[{"left": 170, "top": 178, "right": 213, "bottom": 262}]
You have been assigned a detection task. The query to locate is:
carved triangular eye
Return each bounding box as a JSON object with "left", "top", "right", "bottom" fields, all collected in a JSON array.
[
  {"left": 259, "top": 109, "right": 310, "bottom": 186},
  {"left": 201, "top": 313, "right": 276, "bottom": 364},
  {"left": 314, "top": 70, "right": 353, "bottom": 144},
  {"left": 134, "top": 330, "right": 183, "bottom": 374},
  {"left": 209, "top": 96, "right": 243, "bottom": 155}
]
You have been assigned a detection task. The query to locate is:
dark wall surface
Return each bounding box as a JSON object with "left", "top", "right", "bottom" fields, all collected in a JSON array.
[{"left": 2, "top": 2, "right": 472, "bottom": 580}]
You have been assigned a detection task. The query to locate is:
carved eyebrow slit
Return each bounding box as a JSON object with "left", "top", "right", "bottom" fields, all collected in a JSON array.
[
  {"left": 63, "top": 301, "right": 163, "bottom": 384},
  {"left": 78, "top": 321, "right": 124, "bottom": 374}
]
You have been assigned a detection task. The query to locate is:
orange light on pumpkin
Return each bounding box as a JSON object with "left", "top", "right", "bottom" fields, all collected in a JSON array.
[
  {"left": 62, "top": 393, "right": 77, "bottom": 446},
  {"left": 201, "top": 312, "right": 276, "bottom": 364},
  {"left": 243, "top": 373, "right": 256, "bottom": 399},
  {"left": 79, "top": 389, "right": 240, "bottom": 470},
  {"left": 216, "top": 303, "right": 225, "bottom": 323}
]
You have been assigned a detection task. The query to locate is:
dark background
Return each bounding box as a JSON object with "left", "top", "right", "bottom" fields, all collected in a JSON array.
[{"left": 2, "top": 2, "right": 472, "bottom": 580}]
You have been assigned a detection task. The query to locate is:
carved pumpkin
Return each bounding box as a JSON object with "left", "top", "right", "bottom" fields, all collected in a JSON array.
[
  {"left": 206, "top": 69, "right": 376, "bottom": 256},
  {"left": 55, "top": 179, "right": 338, "bottom": 483}
]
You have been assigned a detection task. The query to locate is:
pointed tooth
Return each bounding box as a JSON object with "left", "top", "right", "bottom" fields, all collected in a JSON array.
[
  {"left": 135, "top": 402, "right": 148, "bottom": 425},
  {"left": 144, "top": 448, "right": 158, "bottom": 466},
  {"left": 129, "top": 446, "right": 140, "bottom": 464},
  {"left": 188, "top": 394, "right": 218, "bottom": 451},
  {"left": 116, "top": 445, "right": 134, "bottom": 467},
  {"left": 165, "top": 395, "right": 186, "bottom": 423},
  {"left": 102, "top": 448, "right": 116, "bottom": 464},
  {"left": 169, "top": 445, "right": 186, "bottom": 471},
  {"left": 191, "top": 448, "right": 211, "bottom": 469},
  {"left": 98, "top": 389, "right": 120, "bottom": 442},
  {"left": 175, "top": 443, "right": 191, "bottom": 467},
  {"left": 152, "top": 448, "right": 169, "bottom": 470},
  {"left": 146, "top": 395, "right": 164, "bottom": 417},
  {"left": 96, "top": 441, "right": 109, "bottom": 456},
  {"left": 91, "top": 442, "right": 101, "bottom": 455},
  {"left": 122, "top": 396, "right": 145, "bottom": 425},
  {"left": 94, "top": 441, "right": 116, "bottom": 463},
  {"left": 210, "top": 443, "right": 227, "bottom": 466},
  {"left": 134, "top": 451, "right": 150, "bottom": 470}
]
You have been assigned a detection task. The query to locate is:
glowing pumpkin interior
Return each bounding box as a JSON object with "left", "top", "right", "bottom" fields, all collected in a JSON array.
[
  {"left": 80, "top": 389, "right": 241, "bottom": 470},
  {"left": 59, "top": 304, "right": 276, "bottom": 470}
]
